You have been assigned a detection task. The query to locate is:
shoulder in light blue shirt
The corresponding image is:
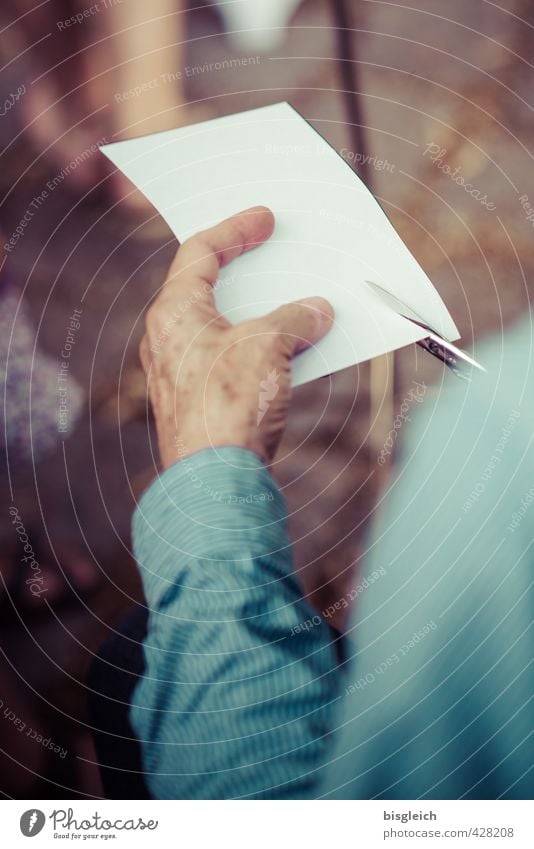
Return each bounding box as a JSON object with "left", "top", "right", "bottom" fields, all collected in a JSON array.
[{"left": 132, "top": 319, "right": 534, "bottom": 799}]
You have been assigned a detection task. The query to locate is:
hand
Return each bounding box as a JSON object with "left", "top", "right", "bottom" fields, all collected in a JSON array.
[{"left": 139, "top": 206, "right": 334, "bottom": 469}]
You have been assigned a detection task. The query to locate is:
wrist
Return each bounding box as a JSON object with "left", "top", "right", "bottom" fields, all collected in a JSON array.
[
  {"left": 155, "top": 400, "right": 271, "bottom": 468},
  {"left": 133, "top": 445, "right": 289, "bottom": 569},
  {"left": 159, "top": 428, "right": 265, "bottom": 470}
]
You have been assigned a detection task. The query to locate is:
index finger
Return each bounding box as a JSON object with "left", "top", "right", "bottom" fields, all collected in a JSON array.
[{"left": 163, "top": 206, "right": 275, "bottom": 308}]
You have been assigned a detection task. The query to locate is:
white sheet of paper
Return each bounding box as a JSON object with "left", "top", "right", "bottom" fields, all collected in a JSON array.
[{"left": 101, "top": 102, "right": 459, "bottom": 386}]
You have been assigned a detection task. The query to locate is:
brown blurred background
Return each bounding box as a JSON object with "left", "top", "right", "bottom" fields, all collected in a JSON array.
[{"left": 1, "top": 0, "right": 533, "bottom": 798}]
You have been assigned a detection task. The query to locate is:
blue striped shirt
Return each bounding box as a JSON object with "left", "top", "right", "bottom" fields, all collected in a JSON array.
[{"left": 132, "top": 321, "right": 534, "bottom": 799}]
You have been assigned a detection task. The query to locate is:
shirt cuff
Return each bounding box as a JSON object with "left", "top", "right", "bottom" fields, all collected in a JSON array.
[{"left": 132, "top": 447, "right": 293, "bottom": 611}]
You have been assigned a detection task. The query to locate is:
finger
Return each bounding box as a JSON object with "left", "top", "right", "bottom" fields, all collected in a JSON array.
[
  {"left": 261, "top": 297, "right": 334, "bottom": 356},
  {"left": 163, "top": 206, "right": 275, "bottom": 307}
]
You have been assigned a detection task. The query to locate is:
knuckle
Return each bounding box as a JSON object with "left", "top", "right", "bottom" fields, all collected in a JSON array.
[
  {"left": 272, "top": 329, "right": 295, "bottom": 359},
  {"left": 176, "top": 235, "right": 218, "bottom": 278}
]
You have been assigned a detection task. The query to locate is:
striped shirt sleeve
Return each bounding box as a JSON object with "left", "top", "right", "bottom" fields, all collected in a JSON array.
[{"left": 130, "top": 447, "right": 340, "bottom": 799}]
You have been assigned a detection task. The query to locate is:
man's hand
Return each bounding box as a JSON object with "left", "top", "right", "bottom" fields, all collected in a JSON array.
[{"left": 139, "top": 206, "right": 334, "bottom": 469}]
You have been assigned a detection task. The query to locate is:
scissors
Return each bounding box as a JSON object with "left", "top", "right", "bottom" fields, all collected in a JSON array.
[{"left": 366, "top": 280, "right": 486, "bottom": 382}]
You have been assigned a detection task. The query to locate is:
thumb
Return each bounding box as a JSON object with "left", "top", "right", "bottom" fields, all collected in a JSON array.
[{"left": 263, "top": 296, "right": 334, "bottom": 356}]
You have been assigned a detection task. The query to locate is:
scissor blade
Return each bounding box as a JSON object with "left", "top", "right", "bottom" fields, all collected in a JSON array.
[
  {"left": 426, "top": 332, "right": 486, "bottom": 372},
  {"left": 365, "top": 279, "right": 486, "bottom": 377},
  {"left": 365, "top": 279, "right": 431, "bottom": 329},
  {"left": 420, "top": 332, "right": 487, "bottom": 380}
]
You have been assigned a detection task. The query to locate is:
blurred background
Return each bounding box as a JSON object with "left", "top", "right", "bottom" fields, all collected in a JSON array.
[{"left": 1, "top": 0, "right": 533, "bottom": 798}]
